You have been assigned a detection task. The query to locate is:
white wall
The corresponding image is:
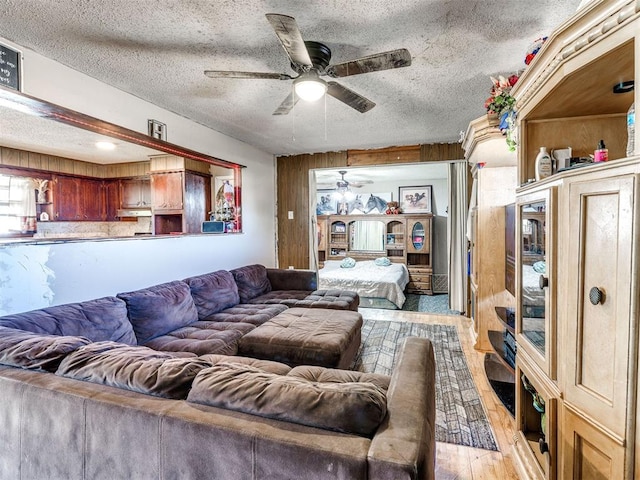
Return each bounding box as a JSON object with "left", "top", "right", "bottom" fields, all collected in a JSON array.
[{"left": 0, "top": 39, "right": 277, "bottom": 315}]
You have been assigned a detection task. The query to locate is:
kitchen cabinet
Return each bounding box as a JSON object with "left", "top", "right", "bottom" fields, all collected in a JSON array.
[
  {"left": 150, "top": 170, "right": 210, "bottom": 234},
  {"left": 53, "top": 175, "right": 105, "bottom": 221},
  {"left": 104, "top": 179, "right": 120, "bottom": 221},
  {"left": 151, "top": 172, "right": 183, "bottom": 211},
  {"left": 120, "top": 178, "right": 151, "bottom": 209}
]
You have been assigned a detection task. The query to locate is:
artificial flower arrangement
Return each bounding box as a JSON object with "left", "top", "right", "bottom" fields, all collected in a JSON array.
[
  {"left": 484, "top": 74, "right": 519, "bottom": 117},
  {"left": 482, "top": 36, "right": 549, "bottom": 152}
]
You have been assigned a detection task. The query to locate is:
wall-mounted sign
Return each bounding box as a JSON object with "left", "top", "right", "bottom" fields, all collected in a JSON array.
[{"left": 0, "top": 43, "right": 21, "bottom": 91}]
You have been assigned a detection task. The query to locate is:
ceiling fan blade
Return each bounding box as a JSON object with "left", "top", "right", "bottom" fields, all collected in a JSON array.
[
  {"left": 265, "top": 14, "right": 313, "bottom": 69},
  {"left": 272, "top": 91, "right": 299, "bottom": 115},
  {"left": 326, "top": 48, "right": 412, "bottom": 78},
  {"left": 204, "top": 70, "right": 293, "bottom": 80},
  {"left": 326, "top": 82, "right": 375, "bottom": 113}
]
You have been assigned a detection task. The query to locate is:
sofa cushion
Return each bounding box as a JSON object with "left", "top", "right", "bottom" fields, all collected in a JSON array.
[
  {"left": 230, "top": 264, "right": 272, "bottom": 303},
  {"left": 143, "top": 322, "right": 255, "bottom": 356},
  {"left": 187, "top": 362, "right": 387, "bottom": 437},
  {"left": 287, "top": 365, "right": 391, "bottom": 391},
  {"left": 183, "top": 270, "right": 240, "bottom": 319},
  {"left": 0, "top": 296, "right": 136, "bottom": 345},
  {"left": 117, "top": 281, "right": 199, "bottom": 345},
  {"left": 244, "top": 290, "right": 311, "bottom": 306},
  {"left": 198, "top": 354, "right": 292, "bottom": 375},
  {"left": 199, "top": 303, "right": 287, "bottom": 325},
  {"left": 0, "top": 326, "right": 91, "bottom": 372},
  {"left": 56, "top": 341, "right": 208, "bottom": 399}
]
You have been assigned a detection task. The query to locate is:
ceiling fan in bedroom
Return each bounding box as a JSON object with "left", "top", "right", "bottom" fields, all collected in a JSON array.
[
  {"left": 204, "top": 13, "right": 412, "bottom": 115},
  {"left": 317, "top": 170, "right": 374, "bottom": 197}
]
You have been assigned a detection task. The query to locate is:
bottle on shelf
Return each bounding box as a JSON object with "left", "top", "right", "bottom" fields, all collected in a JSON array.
[
  {"left": 594, "top": 139, "right": 608, "bottom": 162},
  {"left": 535, "top": 147, "right": 552, "bottom": 181}
]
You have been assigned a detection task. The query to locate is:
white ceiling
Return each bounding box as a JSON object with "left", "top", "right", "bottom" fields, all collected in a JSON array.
[{"left": 0, "top": 1, "right": 583, "bottom": 157}]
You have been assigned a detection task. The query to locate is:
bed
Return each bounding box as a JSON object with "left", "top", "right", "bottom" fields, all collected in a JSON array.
[{"left": 318, "top": 260, "right": 410, "bottom": 309}]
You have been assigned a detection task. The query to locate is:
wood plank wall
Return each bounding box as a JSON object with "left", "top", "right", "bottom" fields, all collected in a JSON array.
[{"left": 276, "top": 143, "right": 464, "bottom": 269}]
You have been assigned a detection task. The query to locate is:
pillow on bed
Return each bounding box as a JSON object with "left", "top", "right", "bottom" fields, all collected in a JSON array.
[
  {"left": 374, "top": 257, "right": 391, "bottom": 266},
  {"left": 532, "top": 261, "right": 546, "bottom": 273},
  {"left": 340, "top": 257, "right": 356, "bottom": 268}
]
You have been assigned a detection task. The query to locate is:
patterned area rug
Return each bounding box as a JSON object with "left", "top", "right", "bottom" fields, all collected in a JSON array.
[
  {"left": 351, "top": 319, "right": 498, "bottom": 451},
  {"left": 401, "top": 294, "right": 461, "bottom": 315}
]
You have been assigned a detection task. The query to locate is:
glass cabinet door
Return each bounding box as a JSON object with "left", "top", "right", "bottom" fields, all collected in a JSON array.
[
  {"left": 411, "top": 221, "right": 425, "bottom": 250},
  {"left": 517, "top": 188, "right": 556, "bottom": 378}
]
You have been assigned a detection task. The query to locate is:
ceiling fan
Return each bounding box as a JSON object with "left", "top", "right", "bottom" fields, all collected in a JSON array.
[
  {"left": 318, "top": 170, "right": 374, "bottom": 190},
  {"left": 204, "top": 13, "right": 412, "bottom": 115}
]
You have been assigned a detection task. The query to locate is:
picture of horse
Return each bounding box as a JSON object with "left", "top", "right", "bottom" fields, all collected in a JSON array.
[{"left": 399, "top": 185, "right": 432, "bottom": 213}]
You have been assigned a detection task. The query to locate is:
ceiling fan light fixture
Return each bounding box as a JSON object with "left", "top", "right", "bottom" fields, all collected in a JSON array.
[{"left": 294, "top": 72, "right": 327, "bottom": 102}]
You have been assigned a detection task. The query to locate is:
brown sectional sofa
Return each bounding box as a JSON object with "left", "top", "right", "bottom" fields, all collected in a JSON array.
[{"left": 0, "top": 264, "right": 437, "bottom": 479}]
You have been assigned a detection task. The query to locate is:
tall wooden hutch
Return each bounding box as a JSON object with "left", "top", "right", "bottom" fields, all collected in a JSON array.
[
  {"left": 317, "top": 213, "right": 434, "bottom": 294},
  {"left": 509, "top": 1, "right": 640, "bottom": 479}
]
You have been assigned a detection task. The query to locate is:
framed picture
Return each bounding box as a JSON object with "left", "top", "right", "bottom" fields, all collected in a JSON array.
[
  {"left": 316, "top": 190, "right": 337, "bottom": 215},
  {"left": 399, "top": 185, "right": 432, "bottom": 213}
]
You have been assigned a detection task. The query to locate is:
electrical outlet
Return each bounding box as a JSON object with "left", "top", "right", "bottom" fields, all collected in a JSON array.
[
  {"left": 288, "top": 266, "right": 294, "bottom": 270},
  {"left": 287, "top": 211, "right": 294, "bottom": 220}
]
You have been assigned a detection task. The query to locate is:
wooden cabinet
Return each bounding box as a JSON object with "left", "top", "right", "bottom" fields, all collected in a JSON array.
[
  {"left": 104, "top": 179, "right": 120, "bottom": 221},
  {"left": 53, "top": 175, "right": 105, "bottom": 221},
  {"left": 510, "top": 2, "right": 640, "bottom": 478},
  {"left": 406, "top": 215, "right": 433, "bottom": 294},
  {"left": 120, "top": 178, "right": 150, "bottom": 209},
  {"left": 317, "top": 214, "right": 433, "bottom": 293},
  {"left": 151, "top": 171, "right": 183, "bottom": 211},
  {"left": 150, "top": 170, "right": 210, "bottom": 234}
]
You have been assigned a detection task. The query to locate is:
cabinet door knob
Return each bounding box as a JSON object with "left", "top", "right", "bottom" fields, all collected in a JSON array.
[
  {"left": 589, "top": 287, "right": 605, "bottom": 305},
  {"left": 539, "top": 275, "right": 549, "bottom": 289}
]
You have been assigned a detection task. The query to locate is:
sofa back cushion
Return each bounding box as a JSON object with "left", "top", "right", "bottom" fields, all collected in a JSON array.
[
  {"left": 187, "top": 362, "right": 388, "bottom": 437},
  {"left": 183, "top": 270, "right": 240, "bottom": 319},
  {"left": 0, "top": 296, "right": 136, "bottom": 345},
  {"left": 56, "top": 341, "right": 210, "bottom": 399},
  {"left": 230, "top": 264, "right": 272, "bottom": 303},
  {"left": 117, "top": 281, "right": 199, "bottom": 345},
  {"left": 0, "top": 326, "right": 91, "bottom": 372}
]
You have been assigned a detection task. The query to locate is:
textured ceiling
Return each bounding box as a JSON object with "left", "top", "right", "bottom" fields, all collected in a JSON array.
[{"left": 0, "top": 0, "right": 582, "bottom": 156}]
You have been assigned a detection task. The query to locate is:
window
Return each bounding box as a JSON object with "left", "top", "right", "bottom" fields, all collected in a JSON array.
[{"left": 0, "top": 174, "right": 36, "bottom": 235}]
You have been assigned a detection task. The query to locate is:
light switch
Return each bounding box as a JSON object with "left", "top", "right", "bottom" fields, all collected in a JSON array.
[{"left": 288, "top": 211, "right": 294, "bottom": 219}]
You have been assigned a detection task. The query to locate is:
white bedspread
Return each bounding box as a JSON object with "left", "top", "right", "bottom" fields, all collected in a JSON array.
[{"left": 319, "top": 260, "right": 410, "bottom": 308}]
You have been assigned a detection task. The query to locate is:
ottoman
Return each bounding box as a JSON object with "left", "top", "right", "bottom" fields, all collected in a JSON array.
[
  {"left": 238, "top": 307, "right": 362, "bottom": 369},
  {"left": 292, "top": 289, "right": 360, "bottom": 312}
]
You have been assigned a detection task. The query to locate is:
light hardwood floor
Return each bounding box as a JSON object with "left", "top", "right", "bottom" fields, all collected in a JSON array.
[{"left": 360, "top": 308, "right": 519, "bottom": 480}]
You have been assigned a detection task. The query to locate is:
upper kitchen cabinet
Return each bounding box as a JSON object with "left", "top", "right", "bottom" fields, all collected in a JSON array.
[
  {"left": 120, "top": 178, "right": 151, "bottom": 209},
  {"left": 149, "top": 156, "right": 212, "bottom": 234}
]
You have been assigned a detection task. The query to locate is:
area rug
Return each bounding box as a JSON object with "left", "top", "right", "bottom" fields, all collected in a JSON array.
[
  {"left": 401, "top": 294, "right": 461, "bottom": 315},
  {"left": 351, "top": 319, "right": 498, "bottom": 451}
]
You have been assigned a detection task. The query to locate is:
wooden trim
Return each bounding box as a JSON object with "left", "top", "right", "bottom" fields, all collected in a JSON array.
[{"left": 0, "top": 85, "right": 243, "bottom": 169}]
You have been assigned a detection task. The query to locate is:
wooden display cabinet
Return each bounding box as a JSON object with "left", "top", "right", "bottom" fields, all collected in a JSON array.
[
  {"left": 511, "top": 2, "right": 640, "bottom": 478},
  {"left": 406, "top": 215, "right": 433, "bottom": 294}
]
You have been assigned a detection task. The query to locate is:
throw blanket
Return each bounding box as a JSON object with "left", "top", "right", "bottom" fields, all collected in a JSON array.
[{"left": 319, "top": 260, "right": 409, "bottom": 308}]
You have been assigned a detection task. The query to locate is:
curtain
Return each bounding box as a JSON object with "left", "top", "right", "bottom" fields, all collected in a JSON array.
[
  {"left": 0, "top": 175, "right": 36, "bottom": 234},
  {"left": 448, "top": 162, "right": 467, "bottom": 313}
]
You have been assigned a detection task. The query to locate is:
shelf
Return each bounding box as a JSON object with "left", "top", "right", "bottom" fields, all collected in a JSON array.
[
  {"left": 484, "top": 354, "right": 515, "bottom": 416},
  {"left": 488, "top": 330, "right": 516, "bottom": 374},
  {"left": 494, "top": 306, "right": 515, "bottom": 334}
]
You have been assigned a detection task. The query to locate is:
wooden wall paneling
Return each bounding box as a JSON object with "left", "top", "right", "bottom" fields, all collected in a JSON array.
[
  {"left": 347, "top": 145, "right": 420, "bottom": 166},
  {"left": 276, "top": 151, "right": 347, "bottom": 269},
  {"left": 420, "top": 142, "right": 464, "bottom": 161}
]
